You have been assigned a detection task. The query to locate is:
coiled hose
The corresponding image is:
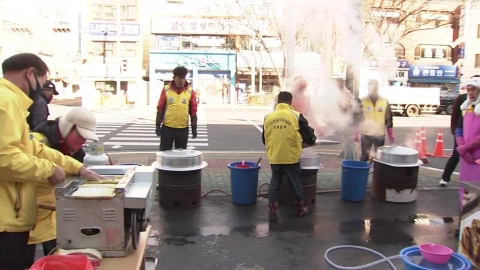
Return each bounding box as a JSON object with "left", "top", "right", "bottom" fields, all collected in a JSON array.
[{"left": 324, "top": 245, "right": 408, "bottom": 270}]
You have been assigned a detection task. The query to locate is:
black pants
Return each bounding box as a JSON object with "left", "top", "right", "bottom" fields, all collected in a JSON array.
[
  {"left": 160, "top": 125, "right": 189, "bottom": 151},
  {"left": 0, "top": 231, "right": 29, "bottom": 270},
  {"left": 360, "top": 135, "right": 385, "bottom": 162},
  {"left": 268, "top": 163, "right": 303, "bottom": 203},
  {"left": 442, "top": 140, "right": 459, "bottom": 182},
  {"left": 25, "top": 239, "right": 57, "bottom": 268}
]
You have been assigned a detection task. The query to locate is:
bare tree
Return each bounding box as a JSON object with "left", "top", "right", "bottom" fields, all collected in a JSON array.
[
  {"left": 362, "top": 0, "right": 464, "bottom": 62},
  {"left": 213, "top": 0, "right": 323, "bottom": 89}
]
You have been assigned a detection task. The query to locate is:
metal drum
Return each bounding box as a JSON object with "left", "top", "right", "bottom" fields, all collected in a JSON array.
[
  {"left": 372, "top": 146, "right": 423, "bottom": 203},
  {"left": 153, "top": 150, "right": 208, "bottom": 210},
  {"left": 279, "top": 150, "right": 321, "bottom": 208}
]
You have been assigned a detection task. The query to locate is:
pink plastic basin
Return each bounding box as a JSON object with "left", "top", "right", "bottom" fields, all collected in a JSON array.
[{"left": 419, "top": 243, "right": 453, "bottom": 264}]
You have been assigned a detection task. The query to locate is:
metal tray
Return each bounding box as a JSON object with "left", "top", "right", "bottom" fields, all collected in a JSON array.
[
  {"left": 156, "top": 150, "right": 203, "bottom": 169},
  {"left": 145, "top": 256, "right": 158, "bottom": 270},
  {"left": 375, "top": 146, "right": 419, "bottom": 165}
]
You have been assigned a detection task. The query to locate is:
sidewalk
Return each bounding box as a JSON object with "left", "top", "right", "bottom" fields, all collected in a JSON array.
[{"left": 108, "top": 152, "right": 457, "bottom": 192}]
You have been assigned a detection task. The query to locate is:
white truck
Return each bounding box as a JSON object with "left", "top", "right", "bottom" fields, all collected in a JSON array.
[{"left": 378, "top": 86, "right": 440, "bottom": 117}]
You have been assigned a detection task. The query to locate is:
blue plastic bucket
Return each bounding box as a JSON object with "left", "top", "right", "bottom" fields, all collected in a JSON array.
[
  {"left": 227, "top": 162, "right": 261, "bottom": 205},
  {"left": 400, "top": 246, "right": 471, "bottom": 270},
  {"left": 341, "top": 160, "right": 370, "bottom": 202}
]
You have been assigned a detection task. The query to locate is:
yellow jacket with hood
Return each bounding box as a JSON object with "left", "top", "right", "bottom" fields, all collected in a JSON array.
[{"left": 0, "top": 78, "right": 84, "bottom": 233}]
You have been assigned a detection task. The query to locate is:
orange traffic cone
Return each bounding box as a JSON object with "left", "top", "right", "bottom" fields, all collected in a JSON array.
[
  {"left": 420, "top": 127, "right": 431, "bottom": 157},
  {"left": 415, "top": 131, "right": 429, "bottom": 164},
  {"left": 432, "top": 130, "right": 449, "bottom": 158}
]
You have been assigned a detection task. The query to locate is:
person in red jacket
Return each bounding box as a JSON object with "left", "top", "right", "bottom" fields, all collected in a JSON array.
[{"left": 155, "top": 66, "right": 198, "bottom": 151}]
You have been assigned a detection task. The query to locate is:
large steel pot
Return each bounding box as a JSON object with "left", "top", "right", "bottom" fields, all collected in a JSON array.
[
  {"left": 375, "top": 146, "right": 420, "bottom": 166},
  {"left": 300, "top": 149, "right": 321, "bottom": 169},
  {"left": 155, "top": 150, "right": 208, "bottom": 171}
]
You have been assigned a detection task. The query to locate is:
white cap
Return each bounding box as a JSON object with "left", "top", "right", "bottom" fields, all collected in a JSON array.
[
  {"left": 466, "top": 77, "right": 480, "bottom": 90},
  {"left": 58, "top": 107, "right": 99, "bottom": 141}
]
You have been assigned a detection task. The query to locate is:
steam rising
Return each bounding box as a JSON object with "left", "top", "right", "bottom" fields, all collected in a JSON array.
[{"left": 303, "top": 0, "right": 399, "bottom": 139}]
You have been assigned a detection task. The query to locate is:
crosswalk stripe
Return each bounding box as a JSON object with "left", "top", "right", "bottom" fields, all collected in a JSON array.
[
  {"left": 109, "top": 137, "right": 208, "bottom": 142},
  {"left": 120, "top": 130, "right": 208, "bottom": 134},
  {"left": 124, "top": 127, "right": 208, "bottom": 131},
  {"left": 104, "top": 142, "right": 209, "bottom": 146},
  {"left": 119, "top": 133, "right": 207, "bottom": 137}
]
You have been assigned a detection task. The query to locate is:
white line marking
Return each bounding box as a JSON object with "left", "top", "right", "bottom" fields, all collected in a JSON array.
[
  {"left": 121, "top": 129, "right": 207, "bottom": 134},
  {"left": 108, "top": 137, "right": 208, "bottom": 141},
  {"left": 118, "top": 133, "right": 207, "bottom": 137},
  {"left": 107, "top": 150, "right": 267, "bottom": 155},
  {"left": 95, "top": 128, "right": 119, "bottom": 131},
  {"left": 104, "top": 142, "right": 209, "bottom": 146},
  {"left": 231, "top": 108, "right": 263, "bottom": 133},
  {"left": 422, "top": 166, "right": 459, "bottom": 175}
]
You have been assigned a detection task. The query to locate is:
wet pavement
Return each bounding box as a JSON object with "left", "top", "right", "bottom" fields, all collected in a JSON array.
[{"left": 146, "top": 189, "right": 459, "bottom": 270}]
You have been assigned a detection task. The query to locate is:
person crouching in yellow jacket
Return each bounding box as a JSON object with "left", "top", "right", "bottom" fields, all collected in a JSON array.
[
  {"left": 262, "top": 92, "right": 317, "bottom": 222},
  {"left": 25, "top": 107, "right": 100, "bottom": 268}
]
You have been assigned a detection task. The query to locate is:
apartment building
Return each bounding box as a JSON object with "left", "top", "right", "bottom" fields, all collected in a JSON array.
[
  {"left": 0, "top": 0, "right": 81, "bottom": 96},
  {"left": 145, "top": 0, "right": 323, "bottom": 105},
  {"left": 456, "top": 1, "right": 480, "bottom": 81},
  {"left": 81, "top": 0, "right": 144, "bottom": 107},
  {"left": 359, "top": 0, "right": 464, "bottom": 93}
]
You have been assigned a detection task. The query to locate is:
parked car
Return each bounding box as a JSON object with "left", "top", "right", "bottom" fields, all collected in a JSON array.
[{"left": 436, "top": 90, "right": 458, "bottom": 115}]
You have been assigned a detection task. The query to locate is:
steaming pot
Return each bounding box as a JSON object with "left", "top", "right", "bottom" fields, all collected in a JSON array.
[
  {"left": 374, "top": 146, "right": 421, "bottom": 166},
  {"left": 372, "top": 146, "right": 423, "bottom": 203}
]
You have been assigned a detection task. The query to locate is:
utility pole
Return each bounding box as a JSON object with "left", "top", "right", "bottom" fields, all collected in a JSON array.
[{"left": 115, "top": 4, "right": 121, "bottom": 95}]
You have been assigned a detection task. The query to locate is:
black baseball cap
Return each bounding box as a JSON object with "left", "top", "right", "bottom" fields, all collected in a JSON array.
[{"left": 43, "top": 80, "right": 59, "bottom": 95}]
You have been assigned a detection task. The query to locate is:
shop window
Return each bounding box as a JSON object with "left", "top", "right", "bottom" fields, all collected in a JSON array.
[
  {"left": 181, "top": 36, "right": 192, "bottom": 49},
  {"left": 237, "top": 36, "right": 250, "bottom": 50},
  {"left": 191, "top": 36, "right": 226, "bottom": 51},
  {"left": 475, "top": 54, "right": 480, "bottom": 68},
  {"left": 156, "top": 35, "right": 180, "bottom": 50},
  {"left": 91, "top": 41, "right": 116, "bottom": 56},
  {"left": 120, "top": 42, "right": 136, "bottom": 57},
  {"left": 92, "top": 4, "right": 103, "bottom": 12},
  {"left": 394, "top": 43, "right": 405, "bottom": 59},
  {"left": 90, "top": 2, "right": 137, "bottom": 21}
]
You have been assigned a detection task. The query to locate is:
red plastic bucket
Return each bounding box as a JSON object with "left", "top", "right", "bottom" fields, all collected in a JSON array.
[{"left": 235, "top": 164, "right": 252, "bottom": 168}]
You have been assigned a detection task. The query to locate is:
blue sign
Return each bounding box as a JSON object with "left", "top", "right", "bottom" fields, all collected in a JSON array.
[
  {"left": 363, "top": 60, "right": 410, "bottom": 69},
  {"left": 150, "top": 51, "right": 236, "bottom": 71},
  {"left": 458, "top": 42, "right": 465, "bottom": 60},
  {"left": 409, "top": 65, "right": 458, "bottom": 78},
  {"left": 88, "top": 23, "right": 140, "bottom": 36}
]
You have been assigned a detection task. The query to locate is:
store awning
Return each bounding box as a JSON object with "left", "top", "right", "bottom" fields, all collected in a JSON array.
[{"left": 408, "top": 78, "right": 460, "bottom": 84}]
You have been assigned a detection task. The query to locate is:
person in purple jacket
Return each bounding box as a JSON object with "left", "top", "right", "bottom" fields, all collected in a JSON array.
[{"left": 455, "top": 77, "right": 480, "bottom": 181}]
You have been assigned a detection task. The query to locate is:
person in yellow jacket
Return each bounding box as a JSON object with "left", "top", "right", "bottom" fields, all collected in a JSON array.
[
  {"left": 155, "top": 66, "right": 198, "bottom": 151},
  {"left": 354, "top": 79, "right": 394, "bottom": 162},
  {"left": 25, "top": 107, "right": 100, "bottom": 268},
  {"left": 262, "top": 92, "right": 317, "bottom": 222},
  {"left": 0, "top": 53, "right": 102, "bottom": 270}
]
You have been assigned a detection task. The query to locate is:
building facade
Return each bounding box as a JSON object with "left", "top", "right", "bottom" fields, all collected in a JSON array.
[
  {"left": 81, "top": 0, "right": 145, "bottom": 108},
  {"left": 358, "top": 0, "right": 464, "bottom": 94},
  {"left": 457, "top": 1, "right": 480, "bottom": 82},
  {"left": 145, "top": 0, "right": 324, "bottom": 105},
  {"left": 0, "top": 0, "right": 81, "bottom": 98}
]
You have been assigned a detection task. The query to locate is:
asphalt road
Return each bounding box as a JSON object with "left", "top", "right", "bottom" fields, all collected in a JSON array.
[
  {"left": 51, "top": 97, "right": 82, "bottom": 107},
  {"left": 208, "top": 106, "right": 456, "bottom": 173}
]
